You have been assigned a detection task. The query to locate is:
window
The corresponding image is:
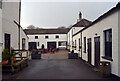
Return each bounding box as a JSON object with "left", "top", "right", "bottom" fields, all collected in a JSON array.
[
  {"left": 22, "top": 38, "right": 25, "bottom": 50},
  {"left": 45, "top": 36, "right": 49, "bottom": 39},
  {"left": 56, "top": 35, "right": 59, "bottom": 38},
  {"left": 35, "top": 36, "right": 38, "bottom": 39},
  {"left": 58, "top": 41, "right": 66, "bottom": 46},
  {"left": 104, "top": 29, "right": 112, "bottom": 58},
  {"left": 79, "top": 38, "right": 80, "bottom": 50},
  {"left": 84, "top": 37, "right": 86, "bottom": 53},
  {"left": 37, "top": 42, "right": 39, "bottom": 46},
  {"left": 75, "top": 40, "right": 76, "bottom": 50}
]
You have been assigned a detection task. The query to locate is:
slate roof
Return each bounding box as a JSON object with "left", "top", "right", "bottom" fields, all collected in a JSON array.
[
  {"left": 73, "top": 2, "right": 120, "bottom": 36},
  {"left": 72, "top": 19, "right": 92, "bottom": 27},
  {"left": 24, "top": 28, "right": 70, "bottom": 35}
]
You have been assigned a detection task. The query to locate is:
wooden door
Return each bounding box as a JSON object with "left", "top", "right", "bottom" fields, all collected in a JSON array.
[
  {"left": 47, "top": 42, "right": 56, "bottom": 49},
  {"left": 94, "top": 37, "right": 100, "bottom": 68},
  {"left": 5, "top": 33, "right": 10, "bottom": 52},
  {"left": 87, "top": 38, "right": 91, "bottom": 65},
  {"left": 29, "top": 42, "right": 37, "bottom": 50}
]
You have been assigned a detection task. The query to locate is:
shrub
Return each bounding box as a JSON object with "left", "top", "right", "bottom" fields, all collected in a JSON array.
[{"left": 2, "top": 49, "right": 10, "bottom": 60}]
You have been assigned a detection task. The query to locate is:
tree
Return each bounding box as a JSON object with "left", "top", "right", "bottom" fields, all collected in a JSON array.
[
  {"left": 27, "top": 25, "right": 36, "bottom": 29},
  {"left": 58, "top": 26, "right": 66, "bottom": 29}
]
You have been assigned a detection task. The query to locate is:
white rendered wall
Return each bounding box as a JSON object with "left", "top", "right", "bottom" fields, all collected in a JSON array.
[
  {"left": 2, "top": 1, "right": 20, "bottom": 50},
  {"left": 80, "top": 10, "right": 119, "bottom": 76},
  {"left": 20, "top": 27, "right": 29, "bottom": 50},
  {"left": 2, "top": 1, "right": 28, "bottom": 50},
  {"left": 2, "top": 1, "right": 29, "bottom": 60},
  {"left": 67, "top": 27, "right": 84, "bottom": 52},
  {"left": 28, "top": 34, "right": 67, "bottom": 49},
  {"left": 72, "top": 27, "right": 84, "bottom": 35},
  {"left": 67, "top": 29, "right": 72, "bottom": 51},
  {"left": 73, "top": 33, "right": 81, "bottom": 57}
]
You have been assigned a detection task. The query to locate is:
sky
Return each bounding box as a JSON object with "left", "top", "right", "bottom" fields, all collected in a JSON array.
[{"left": 21, "top": 0, "right": 118, "bottom": 29}]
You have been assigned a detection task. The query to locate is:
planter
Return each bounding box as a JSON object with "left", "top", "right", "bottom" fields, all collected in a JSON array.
[
  {"left": 31, "top": 54, "right": 41, "bottom": 59},
  {"left": 2, "top": 60, "right": 8, "bottom": 65},
  {"left": 13, "top": 58, "right": 16, "bottom": 62},
  {"left": 68, "top": 53, "right": 78, "bottom": 59}
]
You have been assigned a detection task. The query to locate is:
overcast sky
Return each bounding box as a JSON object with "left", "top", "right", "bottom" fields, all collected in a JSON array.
[{"left": 21, "top": 1, "right": 118, "bottom": 29}]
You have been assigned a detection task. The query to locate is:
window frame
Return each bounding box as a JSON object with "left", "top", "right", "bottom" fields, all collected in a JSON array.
[
  {"left": 102, "top": 29, "right": 113, "bottom": 61},
  {"left": 22, "top": 38, "right": 26, "bottom": 50}
]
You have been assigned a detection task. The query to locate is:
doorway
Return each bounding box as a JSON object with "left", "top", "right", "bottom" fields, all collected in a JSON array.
[
  {"left": 87, "top": 38, "right": 91, "bottom": 65},
  {"left": 94, "top": 37, "right": 100, "bottom": 68},
  {"left": 47, "top": 42, "right": 56, "bottom": 49},
  {"left": 5, "top": 33, "right": 11, "bottom": 52},
  {"left": 29, "top": 42, "right": 37, "bottom": 50}
]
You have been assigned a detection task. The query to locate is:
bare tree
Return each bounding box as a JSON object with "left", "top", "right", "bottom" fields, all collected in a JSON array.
[
  {"left": 58, "top": 26, "right": 66, "bottom": 29},
  {"left": 27, "top": 25, "right": 36, "bottom": 29}
]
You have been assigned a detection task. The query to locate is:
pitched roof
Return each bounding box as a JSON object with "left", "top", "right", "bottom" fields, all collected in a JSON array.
[
  {"left": 73, "top": 2, "right": 120, "bottom": 37},
  {"left": 72, "top": 18, "right": 92, "bottom": 27},
  {"left": 24, "top": 28, "right": 70, "bottom": 35}
]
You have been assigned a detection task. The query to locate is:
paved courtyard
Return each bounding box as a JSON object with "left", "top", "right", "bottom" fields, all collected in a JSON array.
[
  {"left": 41, "top": 50, "right": 68, "bottom": 59},
  {"left": 2, "top": 50, "right": 116, "bottom": 80}
]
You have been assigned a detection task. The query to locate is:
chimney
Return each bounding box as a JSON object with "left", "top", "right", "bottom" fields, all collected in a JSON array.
[{"left": 79, "top": 11, "right": 82, "bottom": 21}]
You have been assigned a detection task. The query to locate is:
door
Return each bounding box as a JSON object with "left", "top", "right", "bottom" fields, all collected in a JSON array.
[
  {"left": 29, "top": 42, "right": 37, "bottom": 51},
  {"left": 94, "top": 37, "right": 100, "bottom": 68},
  {"left": 5, "top": 33, "right": 11, "bottom": 52},
  {"left": 87, "top": 38, "right": 91, "bottom": 65},
  {"left": 47, "top": 42, "right": 56, "bottom": 49}
]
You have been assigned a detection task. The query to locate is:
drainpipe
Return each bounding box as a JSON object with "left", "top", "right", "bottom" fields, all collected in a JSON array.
[
  {"left": 18, "top": 0, "right": 21, "bottom": 50},
  {"left": 81, "top": 32, "right": 82, "bottom": 59}
]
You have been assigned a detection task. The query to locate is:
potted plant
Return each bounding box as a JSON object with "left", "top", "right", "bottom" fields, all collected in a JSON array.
[
  {"left": 31, "top": 50, "right": 41, "bottom": 59},
  {"left": 2, "top": 49, "right": 10, "bottom": 65}
]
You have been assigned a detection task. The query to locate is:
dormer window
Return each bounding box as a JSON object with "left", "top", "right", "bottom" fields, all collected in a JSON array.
[
  {"left": 35, "top": 36, "right": 38, "bottom": 39},
  {"left": 56, "top": 35, "right": 59, "bottom": 39},
  {"left": 45, "top": 36, "right": 49, "bottom": 39}
]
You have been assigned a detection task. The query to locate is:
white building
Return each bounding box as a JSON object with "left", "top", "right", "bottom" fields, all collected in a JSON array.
[
  {"left": 24, "top": 28, "right": 69, "bottom": 50},
  {"left": 0, "top": 0, "right": 29, "bottom": 63},
  {"left": 73, "top": 3, "right": 120, "bottom": 77},
  {"left": 67, "top": 12, "right": 91, "bottom": 52}
]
